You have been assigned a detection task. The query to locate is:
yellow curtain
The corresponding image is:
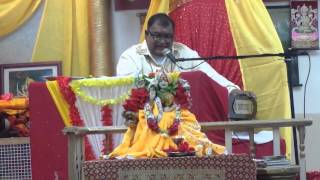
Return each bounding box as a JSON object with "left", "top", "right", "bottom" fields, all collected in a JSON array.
[
  {"left": 46, "top": 81, "right": 71, "bottom": 127},
  {"left": 225, "top": 0, "right": 292, "bottom": 157},
  {"left": 32, "top": 0, "right": 90, "bottom": 77},
  {"left": 0, "top": 0, "right": 42, "bottom": 37}
]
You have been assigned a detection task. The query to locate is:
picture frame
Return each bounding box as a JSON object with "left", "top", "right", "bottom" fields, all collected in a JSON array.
[
  {"left": 290, "top": 0, "right": 319, "bottom": 50},
  {"left": 267, "top": 5, "right": 291, "bottom": 51},
  {"left": 115, "top": 0, "right": 149, "bottom": 11},
  {"left": 0, "top": 61, "right": 62, "bottom": 97},
  {"left": 266, "top": 5, "right": 301, "bottom": 87}
]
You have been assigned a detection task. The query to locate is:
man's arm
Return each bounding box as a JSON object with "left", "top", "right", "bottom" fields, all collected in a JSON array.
[
  {"left": 176, "top": 43, "right": 240, "bottom": 93},
  {"left": 196, "top": 61, "right": 240, "bottom": 93}
]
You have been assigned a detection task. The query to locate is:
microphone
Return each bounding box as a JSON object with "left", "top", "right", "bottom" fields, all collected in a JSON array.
[{"left": 162, "top": 48, "right": 176, "bottom": 64}]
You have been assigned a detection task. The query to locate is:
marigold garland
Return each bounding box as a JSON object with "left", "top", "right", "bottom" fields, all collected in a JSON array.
[
  {"left": 70, "top": 77, "right": 135, "bottom": 106},
  {"left": 56, "top": 76, "right": 96, "bottom": 160}
]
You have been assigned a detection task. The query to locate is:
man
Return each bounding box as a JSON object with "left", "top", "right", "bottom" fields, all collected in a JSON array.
[{"left": 117, "top": 13, "right": 239, "bottom": 93}]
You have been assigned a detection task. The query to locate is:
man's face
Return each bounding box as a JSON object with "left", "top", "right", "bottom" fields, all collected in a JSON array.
[{"left": 145, "top": 21, "right": 174, "bottom": 57}]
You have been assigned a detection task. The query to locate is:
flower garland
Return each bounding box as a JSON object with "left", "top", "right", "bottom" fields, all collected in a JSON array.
[
  {"left": 100, "top": 105, "right": 113, "bottom": 154},
  {"left": 70, "top": 77, "right": 134, "bottom": 106},
  {"left": 122, "top": 72, "right": 191, "bottom": 137},
  {"left": 145, "top": 99, "right": 181, "bottom": 136},
  {"left": 57, "top": 76, "right": 105, "bottom": 160},
  {"left": 0, "top": 93, "right": 13, "bottom": 100}
]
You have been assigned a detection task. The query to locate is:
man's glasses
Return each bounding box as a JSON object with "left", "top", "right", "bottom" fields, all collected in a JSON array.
[{"left": 146, "top": 30, "right": 174, "bottom": 41}]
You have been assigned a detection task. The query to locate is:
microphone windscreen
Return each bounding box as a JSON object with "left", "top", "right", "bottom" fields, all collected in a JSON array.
[{"left": 162, "top": 48, "right": 171, "bottom": 56}]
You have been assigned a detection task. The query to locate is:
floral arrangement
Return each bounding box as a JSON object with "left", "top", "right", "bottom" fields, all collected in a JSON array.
[{"left": 122, "top": 72, "right": 192, "bottom": 137}]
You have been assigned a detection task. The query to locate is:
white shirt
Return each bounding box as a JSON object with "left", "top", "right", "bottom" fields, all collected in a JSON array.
[{"left": 116, "top": 41, "right": 239, "bottom": 92}]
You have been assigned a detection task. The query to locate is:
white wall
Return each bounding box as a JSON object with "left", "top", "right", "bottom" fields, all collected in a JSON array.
[
  {"left": 294, "top": 51, "right": 320, "bottom": 171},
  {"left": 0, "top": 0, "right": 319, "bottom": 171},
  {"left": 0, "top": 3, "right": 44, "bottom": 64},
  {"left": 111, "top": 0, "right": 147, "bottom": 69},
  {"left": 294, "top": 52, "right": 320, "bottom": 115}
]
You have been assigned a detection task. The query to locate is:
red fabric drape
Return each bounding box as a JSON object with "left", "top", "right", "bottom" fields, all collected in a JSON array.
[
  {"left": 181, "top": 71, "right": 228, "bottom": 143},
  {"left": 170, "top": 0, "right": 243, "bottom": 89}
]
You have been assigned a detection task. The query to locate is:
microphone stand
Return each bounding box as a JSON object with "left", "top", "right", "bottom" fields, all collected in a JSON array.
[
  {"left": 175, "top": 52, "right": 307, "bottom": 165},
  {"left": 285, "top": 57, "right": 299, "bottom": 165},
  {"left": 175, "top": 52, "right": 308, "bottom": 61}
]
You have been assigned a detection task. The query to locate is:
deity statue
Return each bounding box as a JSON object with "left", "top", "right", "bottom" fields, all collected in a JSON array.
[
  {"left": 108, "top": 72, "right": 225, "bottom": 159},
  {"left": 292, "top": 4, "right": 317, "bottom": 33}
]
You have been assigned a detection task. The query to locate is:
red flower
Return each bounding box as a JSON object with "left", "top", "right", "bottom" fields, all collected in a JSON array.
[
  {"left": 163, "top": 146, "right": 177, "bottom": 153},
  {"left": 177, "top": 141, "right": 195, "bottom": 153},
  {"left": 123, "top": 88, "right": 148, "bottom": 112},
  {"left": 147, "top": 119, "right": 160, "bottom": 132},
  {"left": 101, "top": 105, "right": 112, "bottom": 126},
  {"left": 123, "top": 99, "right": 139, "bottom": 112},
  {"left": 168, "top": 120, "right": 180, "bottom": 136},
  {"left": 0, "top": 93, "right": 13, "bottom": 100},
  {"left": 174, "top": 84, "right": 190, "bottom": 109},
  {"left": 178, "top": 142, "right": 189, "bottom": 152},
  {"left": 148, "top": 72, "right": 155, "bottom": 78}
]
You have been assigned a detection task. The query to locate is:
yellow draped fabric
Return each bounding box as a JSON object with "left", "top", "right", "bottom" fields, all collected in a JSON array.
[
  {"left": 0, "top": 0, "right": 42, "bottom": 37},
  {"left": 225, "top": 0, "right": 292, "bottom": 157},
  {"left": 32, "top": 0, "right": 90, "bottom": 77},
  {"left": 46, "top": 81, "right": 71, "bottom": 127},
  {"left": 109, "top": 109, "right": 225, "bottom": 158},
  {"left": 0, "top": 98, "right": 28, "bottom": 110},
  {"left": 0, "top": 98, "right": 28, "bottom": 115}
]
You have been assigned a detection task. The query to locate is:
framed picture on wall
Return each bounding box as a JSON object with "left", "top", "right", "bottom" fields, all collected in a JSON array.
[
  {"left": 267, "top": 5, "right": 291, "bottom": 50},
  {"left": 0, "top": 61, "right": 62, "bottom": 97},
  {"left": 266, "top": 5, "right": 301, "bottom": 86},
  {"left": 291, "top": 0, "right": 319, "bottom": 49},
  {"left": 115, "top": 0, "right": 149, "bottom": 11}
]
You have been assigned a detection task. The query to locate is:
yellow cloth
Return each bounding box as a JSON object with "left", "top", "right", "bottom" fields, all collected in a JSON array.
[
  {"left": 225, "top": 0, "right": 292, "bottom": 157},
  {"left": 0, "top": 0, "right": 42, "bottom": 37},
  {"left": 109, "top": 109, "right": 225, "bottom": 158},
  {"left": 0, "top": 98, "right": 28, "bottom": 110},
  {"left": 0, "top": 98, "right": 28, "bottom": 115},
  {"left": 45, "top": 80, "right": 72, "bottom": 127},
  {"left": 32, "top": 0, "right": 90, "bottom": 77}
]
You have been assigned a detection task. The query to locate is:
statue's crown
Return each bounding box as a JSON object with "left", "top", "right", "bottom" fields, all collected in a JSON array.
[{"left": 300, "top": 4, "right": 309, "bottom": 14}]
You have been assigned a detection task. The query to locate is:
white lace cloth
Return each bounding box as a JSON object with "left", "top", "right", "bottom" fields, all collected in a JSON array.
[{"left": 74, "top": 77, "right": 133, "bottom": 158}]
